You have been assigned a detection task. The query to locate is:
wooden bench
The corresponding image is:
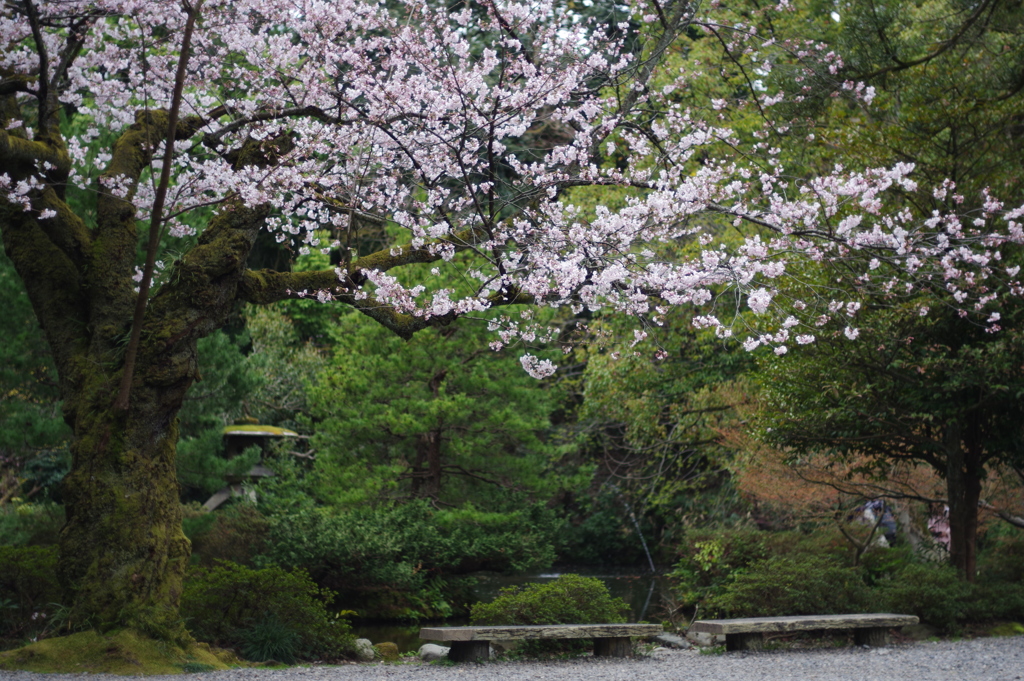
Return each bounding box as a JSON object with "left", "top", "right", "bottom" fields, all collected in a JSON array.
[
  {"left": 689, "top": 613, "right": 919, "bottom": 651},
  {"left": 419, "top": 623, "right": 663, "bottom": 662}
]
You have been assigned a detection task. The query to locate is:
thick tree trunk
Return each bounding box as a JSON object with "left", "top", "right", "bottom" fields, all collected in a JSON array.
[
  {"left": 59, "top": 371, "right": 193, "bottom": 642},
  {"left": 50, "top": 202, "right": 270, "bottom": 640},
  {"left": 2, "top": 96, "right": 449, "bottom": 643},
  {"left": 3, "top": 113, "right": 271, "bottom": 638}
]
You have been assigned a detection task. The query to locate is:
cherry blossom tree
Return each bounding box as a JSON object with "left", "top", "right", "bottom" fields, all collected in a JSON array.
[{"left": 2, "top": 0, "right": 1023, "bottom": 641}]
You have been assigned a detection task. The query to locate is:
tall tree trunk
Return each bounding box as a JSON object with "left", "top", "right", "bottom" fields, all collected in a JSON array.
[
  {"left": 59, "top": 365, "right": 194, "bottom": 641},
  {"left": 413, "top": 430, "right": 443, "bottom": 501},
  {"left": 3, "top": 114, "right": 271, "bottom": 638},
  {"left": 945, "top": 422, "right": 982, "bottom": 580}
]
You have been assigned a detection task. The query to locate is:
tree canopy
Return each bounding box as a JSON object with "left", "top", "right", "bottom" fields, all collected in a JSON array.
[{"left": 3, "top": 0, "right": 1024, "bottom": 643}]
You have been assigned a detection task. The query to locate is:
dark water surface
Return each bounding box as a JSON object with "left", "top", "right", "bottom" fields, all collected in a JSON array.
[{"left": 351, "top": 569, "right": 669, "bottom": 653}]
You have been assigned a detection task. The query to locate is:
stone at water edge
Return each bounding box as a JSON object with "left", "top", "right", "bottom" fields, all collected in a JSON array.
[
  {"left": 375, "top": 642, "right": 399, "bottom": 661},
  {"left": 354, "top": 639, "right": 375, "bottom": 662},
  {"left": 418, "top": 644, "right": 450, "bottom": 662}
]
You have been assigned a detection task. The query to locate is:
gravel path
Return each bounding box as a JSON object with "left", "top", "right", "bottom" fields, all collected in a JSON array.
[{"left": 2, "top": 636, "right": 1021, "bottom": 681}]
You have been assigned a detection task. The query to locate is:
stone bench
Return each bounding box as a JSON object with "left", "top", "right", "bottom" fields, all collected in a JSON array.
[
  {"left": 689, "top": 613, "right": 919, "bottom": 651},
  {"left": 419, "top": 623, "right": 664, "bottom": 662}
]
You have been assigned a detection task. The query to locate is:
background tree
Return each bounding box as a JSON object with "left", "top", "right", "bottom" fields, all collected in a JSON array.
[
  {"left": 0, "top": 243, "right": 69, "bottom": 508},
  {"left": 566, "top": 312, "right": 752, "bottom": 550},
  {"left": 756, "top": 298, "right": 1024, "bottom": 579},
  {"left": 749, "top": 0, "right": 1024, "bottom": 579},
  {"left": 306, "top": 310, "right": 565, "bottom": 508}
]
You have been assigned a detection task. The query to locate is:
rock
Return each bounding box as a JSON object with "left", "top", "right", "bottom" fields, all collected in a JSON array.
[
  {"left": 418, "top": 644, "right": 450, "bottom": 662},
  {"left": 653, "top": 632, "right": 692, "bottom": 649},
  {"left": 354, "top": 638, "right": 375, "bottom": 662},
  {"left": 686, "top": 630, "right": 725, "bottom": 647},
  {"left": 374, "top": 642, "right": 399, "bottom": 662}
]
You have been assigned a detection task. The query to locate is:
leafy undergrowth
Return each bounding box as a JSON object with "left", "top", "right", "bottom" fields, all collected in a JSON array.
[{"left": 0, "top": 629, "right": 238, "bottom": 675}]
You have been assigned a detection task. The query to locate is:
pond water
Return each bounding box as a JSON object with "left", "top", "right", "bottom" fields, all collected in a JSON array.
[{"left": 351, "top": 568, "right": 671, "bottom": 653}]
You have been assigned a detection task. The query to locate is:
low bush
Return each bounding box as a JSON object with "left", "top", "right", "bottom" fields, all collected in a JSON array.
[
  {"left": 181, "top": 561, "right": 353, "bottom": 662},
  {"left": 704, "top": 555, "right": 870, "bottom": 618},
  {"left": 963, "top": 581, "right": 1024, "bottom": 624},
  {"left": 874, "top": 562, "right": 969, "bottom": 633},
  {"left": 260, "top": 500, "right": 561, "bottom": 619},
  {"left": 0, "top": 501, "right": 65, "bottom": 548},
  {"left": 668, "top": 526, "right": 769, "bottom": 609},
  {"left": 469, "top": 574, "right": 629, "bottom": 657},
  {"left": 0, "top": 545, "right": 61, "bottom": 649},
  {"left": 183, "top": 503, "right": 269, "bottom": 566},
  {"left": 978, "top": 530, "right": 1024, "bottom": 584},
  {"left": 469, "top": 573, "right": 630, "bottom": 626},
  {"left": 670, "top": 523, "right": 1024, "bottom": 634}
]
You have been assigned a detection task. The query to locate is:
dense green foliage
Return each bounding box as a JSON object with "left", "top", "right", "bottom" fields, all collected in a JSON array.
[
  {"left": 671, "top": 527, "right": 1024, "bottom": 633},
  {"left": 0, "top": 244, "right": 70, "bottom": 509},
  {"left": 259, "top": 500, "right": 561, "bottom": 619},
  {"left": 470, "top": 574, "right": 631, "bottom": 656},
  {"left": 307, "top": 310, "right": 565, "bottom": 508},
  {"left": 2, "top": 0, "right": 1023, "bottom": 654},
  {"left": 182, "top": 503, "right": 270, "bottom": 567},
  {"left": 180, "top": 562, "right": 354, "bottom": 662},
  {"left": 470, "top": 574, "right": 630, "bottom": 626},
  {"left": 0, "top": 546, "right": 60, "bottom": 649}
]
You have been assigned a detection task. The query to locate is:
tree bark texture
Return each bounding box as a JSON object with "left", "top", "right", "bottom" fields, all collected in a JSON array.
[
  {"left": 0, "top": 107, "right": 274, "bottom": 641},
  {"left": 945, "top": 422, "right": 983, "bottom": 580},
  {"left": 1, "top": 81, "right": 531, "bottom": 638}
]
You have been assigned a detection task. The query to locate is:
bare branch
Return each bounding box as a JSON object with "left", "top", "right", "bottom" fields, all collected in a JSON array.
[{"left": 115, "top": 0, "right": 205, "bottom": 411}]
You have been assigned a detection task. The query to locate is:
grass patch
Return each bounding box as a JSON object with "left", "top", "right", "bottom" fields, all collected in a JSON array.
[
  {"left": 0, "top": 629, "right": 235, "bottom": 675},
  {"left": 698, "top": 645, "right": 726, "bottom": 655},
  {"left": 988, "top": 622, "right": 1024, "bottom": 637}
]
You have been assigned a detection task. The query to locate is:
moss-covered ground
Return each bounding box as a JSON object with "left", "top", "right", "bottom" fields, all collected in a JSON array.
[{"left": 0, "top": 630, "right": 238, "bottom": 675}]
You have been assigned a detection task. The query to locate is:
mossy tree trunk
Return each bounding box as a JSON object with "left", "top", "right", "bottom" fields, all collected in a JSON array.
[
  {"left": 2, "top": 106, "right": 303, "bottom": 641},
  {"left": 2, "top": 58, "right": 525, "bottom": 639}
]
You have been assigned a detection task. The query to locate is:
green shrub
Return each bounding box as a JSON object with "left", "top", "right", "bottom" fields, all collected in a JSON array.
[
  {"left": 470, "top": 573, "right": 629, "bottom": 626},
  {"left": 704, "top": 555, "right": 870, "bottom": 618},
  {"left": 859, "top": 544, "right": 919, "bottom": 587},
  {"left": 670, "top": 524, "right": 1024, "bottom": 633},
  {"left": 978, "top": 530, "right": 1024, "bottom": 584},
  {"left": 181, "top": 561, "right": 353, "bottom": 661},
  {"left": 184, "top": 503, "right": 269, "bottom": 566},
  {"left": 238, "top": 614, "right": 300, "bottom": 664},
  {"left": 668, "top": 527, "right": 769, "bottom": 609},
  {"left": 875, "top": 562, "right": 969, "bottom": 633},
  {"left": 964, "top": 581, "right": 1024, "bottom": 623},
  {"left": 0, "top": 501, "right": 65, "bottom": 548},
  {"left": 470, "top": 574, "right": 629, "bottom": 657},
  {"left": 762, "top": 525, "right": 851, "bottom": 564},
  {"left": 260, "top": 500, "right": 561, "bottom": 619},
  {"left": 0, "top": 545, "right": 61, "bottom": 649}
]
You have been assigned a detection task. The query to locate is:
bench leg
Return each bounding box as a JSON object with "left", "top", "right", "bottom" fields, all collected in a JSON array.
[
  {"left": 725, "top": 632, "right": 763, "bottom": 651},
  {"left": 594, "top": 637, "right": 632, "bottom": 657},
  {"left": 854, "top": 627, "right": 889, "bottom": 647},
  {"left": 448, "top": 640, "right": 491, "bottom": 662}
]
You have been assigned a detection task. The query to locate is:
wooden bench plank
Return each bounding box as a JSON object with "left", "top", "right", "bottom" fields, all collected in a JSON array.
[
  {"left": 419, "top": 623, "right": 662, "bottom": 642},
  {"left": 689, "top": 613, "right": 918, "bottom": 635}
]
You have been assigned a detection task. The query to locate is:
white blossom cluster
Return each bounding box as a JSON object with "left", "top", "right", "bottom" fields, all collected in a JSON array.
[{"left": 2, "top": 0, "right": 1022, "bottom": 374}]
